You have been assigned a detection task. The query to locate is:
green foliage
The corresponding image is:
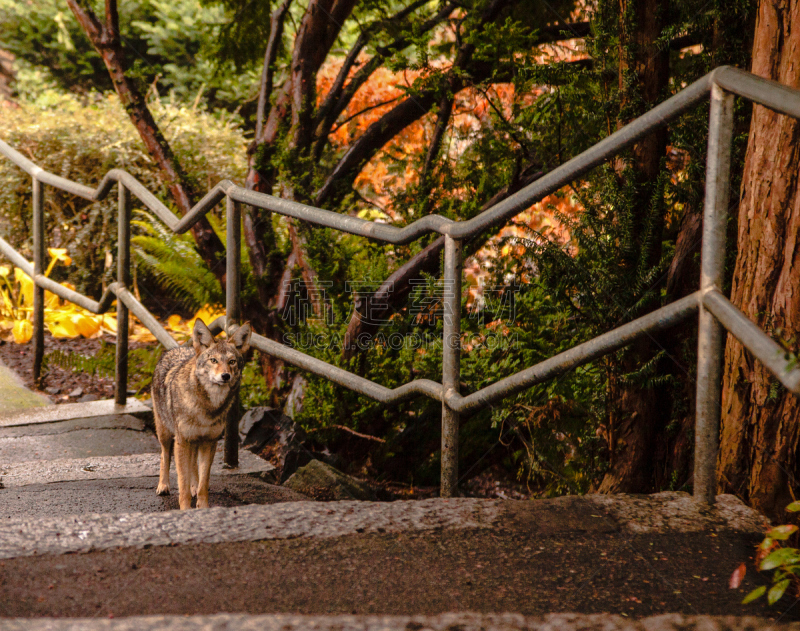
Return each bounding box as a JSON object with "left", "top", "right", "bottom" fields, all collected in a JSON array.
[
  {"left": 286, "top": 0, "right": 758, "bottom": 491},
  {"left": 131, "top": 211, "right": 224, "bottom": 311},
  {"left": 0, "top": 92, "right": 246, "bottom": 299},
  {"left": 0, "top": 0, "right": 259, "bottom": 110},
  {"left": 743, "top": 506, "right": 800, "bottom": 606}
]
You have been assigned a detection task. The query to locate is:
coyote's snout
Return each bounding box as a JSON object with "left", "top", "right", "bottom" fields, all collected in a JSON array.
[{"left": 152, "top": 319, "right": 252, "bottom": 509}]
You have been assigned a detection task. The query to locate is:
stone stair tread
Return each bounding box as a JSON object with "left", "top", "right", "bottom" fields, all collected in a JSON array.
[
  {"left": 0, "top": 399, "right": 152, "bottom": 428},
  {"left": 0, "top": 448, "right": 274, "bottom": 487}
]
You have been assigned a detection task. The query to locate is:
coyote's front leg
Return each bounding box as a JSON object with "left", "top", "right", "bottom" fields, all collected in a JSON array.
[
  {"left": 174, "top": 438, "right": 194, "bottom": 510},
  {"left": 195, "top": 441, "right": 216, "bottom": 509}
]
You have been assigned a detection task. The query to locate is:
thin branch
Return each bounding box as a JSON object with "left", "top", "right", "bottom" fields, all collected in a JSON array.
[
  {"left": 314, "top": 0, "right": 431, "bottom": 136},
  {"left": 313, "top": 2, "right": 458, "bottom": 161},
  {"left": 421, "top": 94, "right": 454, "bottom": 184},
  {"left": 314, "top": 90, "right": 438, "bottom": 206},
  {"left": 315, "top": 0, "right": 513, "bottom": 206},
  {"left": 329, "top": 95, "right": 403, "bottom": 134},
  {"left": 256, "top": 0, "right": 292, "bottom": 139},
  {"left": 307, "top": 424, "right": 387, "bottom": 443},
  {"left": 473, "top": 84, "right": 531, "bottom": 158}
]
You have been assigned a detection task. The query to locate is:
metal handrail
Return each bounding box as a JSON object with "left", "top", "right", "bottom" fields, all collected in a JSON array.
[{"left": 2, "top": 65, "right": 799, "bottom": 501}]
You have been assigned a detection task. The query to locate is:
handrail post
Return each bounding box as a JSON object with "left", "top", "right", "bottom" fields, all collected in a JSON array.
[
  {"left": 694, "top": 83, "right": 734, "bottom": 505},
  {"left": 224, "top": 195, "right": 241, "bottom": 468},
  {"left": 115, "top": 183, "right": 130, "bottom": 405},
  {"left": 441, "top": 234, "right": 462, "bottom": 497},
  {"left": 32, "top": 177, "right": 45, "bottom": 387}
]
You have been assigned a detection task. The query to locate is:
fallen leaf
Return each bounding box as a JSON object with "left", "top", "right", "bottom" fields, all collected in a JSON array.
[{"left": 12, "top": 319, "right": 32, "bottom": 343}]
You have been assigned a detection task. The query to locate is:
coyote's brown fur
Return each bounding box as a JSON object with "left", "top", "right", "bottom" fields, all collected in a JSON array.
[{"left": 152, "top": 319, "right": 251, "bottom": 509}]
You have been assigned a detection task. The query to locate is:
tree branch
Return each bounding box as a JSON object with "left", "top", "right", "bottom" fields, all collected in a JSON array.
[
  {"left": 329, "top": 95, "right": 403, "bottom": 134},
  {"left": 66, "top": 0, "right": 226, "bottom": 278},
  {"left": 314, "top": 90, "right": 438, "bottom": 206},
  {"left": 291, "top": 0, "right": 358, "bottom": 152},
  {"left": 421, "top": 94, "right": 454, "bottom": 184},
  {"left": 315, "top": 0, "right": 515, "bottom": 207},
  {"left": 255, "top": 0, "right": 292, "bottom": 140},
  {"left": 313, "top": 2, "right": 458, "bottom": 161}
]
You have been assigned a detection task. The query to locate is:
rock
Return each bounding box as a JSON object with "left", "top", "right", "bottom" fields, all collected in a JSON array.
[
  {"left": 68, "top": 387, "right": 83, "bottom": 398},
  {"left": 78, "top": 394, "right": 99, "bottom": 403},
  {"left": 239, "top": 406, "right": 280, "bottom": 446},
  {"left": 45, "top": 386, "right": 60, "bottom": 395},
  {"left": 284, "top": 459, "right": 377, "bottom": 501},
  {"left": 239, "top": 406, "right": 311, "bottom": 482}
]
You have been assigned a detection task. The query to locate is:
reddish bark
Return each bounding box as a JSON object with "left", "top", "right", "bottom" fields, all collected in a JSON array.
[
  {"left": 718, "top": 0, "right": 800, "bottom": 518},
  {"left": 0, "top": 49, "right": 15, "bottom": 103},
  {"left": 255, "top": 0, "right": 293, "bottom": 141}
]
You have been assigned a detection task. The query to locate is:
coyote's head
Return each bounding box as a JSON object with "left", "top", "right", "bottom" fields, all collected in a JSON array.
[{"left": 192, "top": 319, "right": 252, "bottom": 390}]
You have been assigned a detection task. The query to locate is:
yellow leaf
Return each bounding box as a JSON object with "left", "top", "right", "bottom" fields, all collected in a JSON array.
[
  {"left": 101, "top": 314, "right": 118, "bottom": 334},
  {"left": 167, "top": 314, "right": 184, "bottom": 331},
  {"left": 12, "top": 319, "right": 32, "bottom": 344},
  {"left": 48, "top": 248, "right": 72, "bottom": 266},
  {"left": 0, "top": 265, "right": 9, "bottom": 277},
  {"left": 45, "top": 291, "right": 60, "bottom": 309},
  {"left": 14, "top": 268, "right": 34, "bottom": 308},
  {"left": 0, "top": 289, "right": 14, "bottom": 317},
  {"left": 193, "top": 304, "right": 225, "bottom": 326},
  {"left": 47, "top": 318, "right": 80, "bottom": 338},
  {"left": 130, "top": 325, "right": 156, "bottom": 343},
  {"left": 73, "top": 314, "right": 101, "bottom": 338}
]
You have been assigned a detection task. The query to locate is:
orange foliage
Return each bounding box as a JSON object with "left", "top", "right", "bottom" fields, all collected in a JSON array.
[{"left": 314, "top": 17, "right": 589, "bottom": 295}]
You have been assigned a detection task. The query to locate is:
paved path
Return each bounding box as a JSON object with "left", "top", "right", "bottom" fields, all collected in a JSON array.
[
  {"left": 0, "top": 358, "right": 797, "bottom": 629},
  {"left": 0, "top": 356, "right": 297, "bottom": 518}
]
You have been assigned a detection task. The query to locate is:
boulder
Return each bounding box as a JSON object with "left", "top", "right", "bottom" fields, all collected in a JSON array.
[{"left": 283, "top": 459, "right": 376, "bottom": 501}]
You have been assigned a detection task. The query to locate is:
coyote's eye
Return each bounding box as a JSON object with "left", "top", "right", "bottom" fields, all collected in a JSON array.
[
  {"left": 229, "top": 359, "right": 236, "bottom": 365},
  {"left": 210, "top": 358, "right": 217, "bottom": 364}
]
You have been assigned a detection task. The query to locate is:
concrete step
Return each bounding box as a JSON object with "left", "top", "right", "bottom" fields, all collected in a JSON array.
[
  {"left": 0, "top": 496, "right": 788, "bottom": 622},
  {"left": 0, "top": 388, "right": 284, "bottom": 519},
  {"left": 1, "top": 448, "right": 274, "bottom": 487},
  {"left": 0, "top": 399, "right": 151, "bottom": 428},
  {"left": 0, "top": 414, "right": 159, "bottom": 464},
  {"left": 0, "top": 414, "right": 280, "bottom": 519}
]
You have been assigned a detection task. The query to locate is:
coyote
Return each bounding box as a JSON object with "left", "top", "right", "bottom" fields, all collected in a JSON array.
[{"left": 152, "top": 319, "right": 252, "bottom": 509}]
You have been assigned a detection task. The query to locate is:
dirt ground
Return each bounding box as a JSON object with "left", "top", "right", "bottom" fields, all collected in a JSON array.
[
  {"left": 0, "top": 526, "right": 793, "bottom": 621},
  {"left": 0, "top": 332, "right": 156, "bottom": 404}
]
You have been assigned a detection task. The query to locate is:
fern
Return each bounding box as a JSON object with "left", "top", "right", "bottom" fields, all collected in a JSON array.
[{"left": 131, "top": 210, "right": 223, "bottom": 311}]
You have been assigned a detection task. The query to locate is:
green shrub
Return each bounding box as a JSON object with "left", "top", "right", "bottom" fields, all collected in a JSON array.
[{"left": 0, "top": 93, "right": 247, "bottom": 298}]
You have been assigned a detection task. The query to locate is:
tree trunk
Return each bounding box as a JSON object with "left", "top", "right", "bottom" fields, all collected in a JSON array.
[
  {"left": 0, "top": 49, "right": 14, "bottom": 103},
  {"left": 597, "top": 0, "right": 670, "bottom": 493},
  {"left": 718, "top": 0, "right": 800, "bottom": 519}
]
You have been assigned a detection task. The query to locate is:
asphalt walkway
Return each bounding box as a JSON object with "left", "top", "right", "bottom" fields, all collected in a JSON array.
[{"left": 0, "top": 357, "right": 797, "bottom": 630}]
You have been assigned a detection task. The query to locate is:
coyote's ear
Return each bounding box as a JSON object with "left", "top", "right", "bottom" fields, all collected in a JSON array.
[
  {"left": 192, "top": 319, "right": 215, "bottom": 354},
  {"left": 231, "top": 322, "right": 251, "bottom": 354}
]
